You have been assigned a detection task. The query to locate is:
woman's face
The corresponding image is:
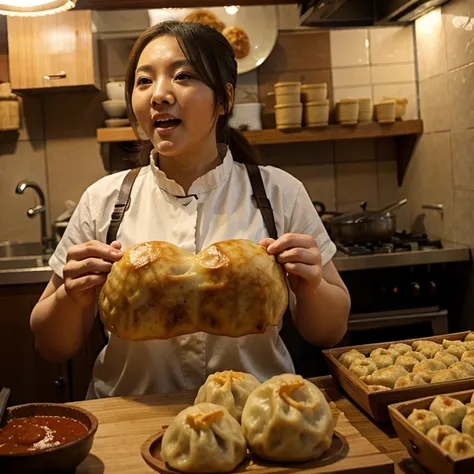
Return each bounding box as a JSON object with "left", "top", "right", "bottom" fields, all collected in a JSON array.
[{"left": 132, "top": 35, "right": 218, "bottom": 158}]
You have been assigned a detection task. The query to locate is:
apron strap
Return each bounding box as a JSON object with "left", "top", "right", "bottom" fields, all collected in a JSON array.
[
  {"left": 106, "top": 167, "right": 141, "bottom": 245},
  {"left": 244, "top": 163, "right": 278, "bottom": 239}
]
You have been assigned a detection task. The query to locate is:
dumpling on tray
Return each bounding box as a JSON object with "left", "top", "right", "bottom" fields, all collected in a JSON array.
[
  {"left": 339, "top": 349, "right": 365, "bottom": 369},
  {"left": 446, "top": 344, "right": 466, "bottom": 360},
  {"left": 434, "top": 350, "right": 459, "bottom": 368},
  {"left": 241, "top": 374, "right": 334, "bottom": 462},
  {"left": 417, "top": 342, "right": 443, "bottom": 359},
  {"left": 360, "top": 365, "right": 408, "bottom": 389},
  {"left": 370, "top": 348, "right": 399, "bottom": 369},
  {"left": 430, "top": 369, "right": 456, "bottom": 384},
  {"left": 465, "top": 332, "right": 474, "bottom": 342},
  {"left": 429, "top": 396, "right": 467, "bottom": 429},
  {"left": 461, "top": 351, "right": 474, "bottom": 367},
  {"left": 162, "top": 403, "right": 247, "bottom": 473},
  {"left": 394, "top": 373, "right": 427, "bottom": 389},
  {"left": 194, "top": 371, "right": 260, "bottom": 422},
  {"left": 462, "top": 413, "right": 474, "bottom": 438},
  {"left": 407, "top": 409, "right": 440, "bottom": 434},
  {"left": 443, "top": 339, "right": 465, "bottom": 349},
  {"left": 441, "top": 434, "right": 474, "bottom": 458},
  {"left": 389, "top": 343, "right": 412, "bottom": 355},
  {"left": 349, "top": 358, "right": 377, "bottom": 378},
  {"left": 395, "top": 355, "right": 419, "bottom": 373},
  {"left": 404, "top": 351, "right": 427, "bottom": 362},
  {"left": 449, "top": 362, "right": 474, "bottom": 379},
  {"left": 427, "top": 425, "right": 460, "bottom": 445},
  {"left": 412, "top": 359, "right": 447, "bottom": 376}
]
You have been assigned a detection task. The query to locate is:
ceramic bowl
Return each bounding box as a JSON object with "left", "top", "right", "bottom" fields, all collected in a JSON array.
[
  {"left": 102, "top": 100, "right": 126, "bottom": 118},
  {"left": 106, "top": 81, "right": 125, "bottom": 101},
  {"left": 0, "top": 403, "right": 98, "bottom": 474}
]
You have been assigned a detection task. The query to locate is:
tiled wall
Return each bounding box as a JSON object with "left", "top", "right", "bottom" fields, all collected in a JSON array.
[{"left": 399, "top": 3, "right": 474, "bottom": 245}]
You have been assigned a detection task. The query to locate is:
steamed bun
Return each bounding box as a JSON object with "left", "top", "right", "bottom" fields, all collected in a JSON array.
[
  {"left": 407, "top": 409, "right": 440, "bottom": 434},
  {"left": 241, "top": 374, "right": 334, "bottom": 462},
  {"left": 162, "top": 403, "right": 247, "bottom": 473},
  {"left": 427, "top": 425, "right": 460, "bottom": 445},
  {"left": 429, "top": 395, "right": 467, "bottom": 429},
  {"left": 441, "top": 434, "right": 474, "bottom": 458},
  {"left": 461, "top": 413, "right": 474, "bottom": 438},
  {"left": 194, "top": 371, "right": 260, "bottom": 422}
]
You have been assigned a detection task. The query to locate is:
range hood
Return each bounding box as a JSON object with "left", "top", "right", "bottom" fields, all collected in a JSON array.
[{"left": 300, "top": 0, "right": 452, "bottom": 27}]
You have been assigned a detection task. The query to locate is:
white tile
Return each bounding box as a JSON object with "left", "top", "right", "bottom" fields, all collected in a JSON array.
[
  {"left": 415, "top": 8, "right": 447, "bottom": 80},
  {"left": 333, "top": 85, "right": 373, "bottom": 103},
  {"left": 373, "top": 83, "right": 418, "bottom": 119},
  {"left": 448, "top": 62, "right": 474, "bottom": 130},
  {"left": 369, "top": 26, "right": 415, "bottom": 65},
  {"left": 371, "top": 64, "right": 416, "bottom": 84},
  {"left": 419, "top": 74, "right": 451, "bottom": 133},
  {"left": 451, "top": 130, "right": 474, "bottom": 191},
  {"left": 330, "top": 29, "right": 370, "bottom": 67},
  {"left": 443, "top": 0, "right": 474, "bottom": 71},
  {"left": 332, "top": 66, "right": 371, "bottom": 87}
]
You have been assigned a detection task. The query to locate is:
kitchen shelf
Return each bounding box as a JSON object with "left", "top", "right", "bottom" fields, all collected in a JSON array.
[
  {"left": 77, "top": 0, "right": 294, "bottom": 9},
  {"left": 96, "top": 119, "right": 424, "bottom": 145}
]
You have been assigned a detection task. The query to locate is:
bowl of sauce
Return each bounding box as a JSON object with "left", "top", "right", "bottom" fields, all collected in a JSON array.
[{"left": 0, "top": 402, "right": 98, "bottom": 473}]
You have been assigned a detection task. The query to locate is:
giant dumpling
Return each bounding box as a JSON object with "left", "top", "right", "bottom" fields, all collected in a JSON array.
[
  {"left": 162, "top": 403, "right": 247, "bottom": 473},
  {"left": 241, "top": 374, "right": 334, "bottom": 462},
  {"left": 194, "top": 371, "right": 260, "bottom": 422},
  {"left": 99, "top": 240, "right": 288, "bottom": 340}
]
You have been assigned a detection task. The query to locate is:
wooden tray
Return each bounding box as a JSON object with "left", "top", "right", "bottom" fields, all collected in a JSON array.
[
  {"left": 323, "top": 331, "right": 474, "bottom": 422},
  {"left": 388, "top": 389, "right": 474, "bottom": 474},
  {"left": 141, "top": 411, "right": 394, "bottom": 474}
]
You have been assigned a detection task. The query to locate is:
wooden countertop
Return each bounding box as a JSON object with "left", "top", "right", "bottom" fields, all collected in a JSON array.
[{"left": 72, "top": 376, "right": 423, "bottom": 474}]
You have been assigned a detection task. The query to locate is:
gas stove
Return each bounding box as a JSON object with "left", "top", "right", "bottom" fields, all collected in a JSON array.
[{"left": 336, "top": 232, "right": 443, "bottom": 256}]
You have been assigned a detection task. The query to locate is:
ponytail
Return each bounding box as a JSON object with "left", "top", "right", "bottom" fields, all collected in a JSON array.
[{"left": 228, "top": 127, "right": 260, "bottom": 165}]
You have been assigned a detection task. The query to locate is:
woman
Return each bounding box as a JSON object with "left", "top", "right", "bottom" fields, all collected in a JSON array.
[{"left": 30, "top": 21, "right": 350, "bottom": 399}]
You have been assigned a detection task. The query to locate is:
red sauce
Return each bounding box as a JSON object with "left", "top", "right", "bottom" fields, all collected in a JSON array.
[{"left": 0, "top": 416, "right": 88, "bottom": 454}]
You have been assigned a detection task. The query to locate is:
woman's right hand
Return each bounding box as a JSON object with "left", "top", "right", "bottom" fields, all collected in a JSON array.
[{"left": 63, "top": 240, "right": 123, "bottom": 308}]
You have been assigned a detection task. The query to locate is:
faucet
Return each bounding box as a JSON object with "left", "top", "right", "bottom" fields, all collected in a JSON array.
[{"left": 15, "top": 180, "right": 52, "bottom": 254}]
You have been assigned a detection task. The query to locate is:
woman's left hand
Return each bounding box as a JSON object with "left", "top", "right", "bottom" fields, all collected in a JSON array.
[{"left": 259, "top": 233, "right": 322, "bottom": 295}]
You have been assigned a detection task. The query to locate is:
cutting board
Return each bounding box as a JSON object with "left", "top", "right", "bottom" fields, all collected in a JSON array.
[{"left": 73, "top": 388, "right": 394, "bottom": 474}]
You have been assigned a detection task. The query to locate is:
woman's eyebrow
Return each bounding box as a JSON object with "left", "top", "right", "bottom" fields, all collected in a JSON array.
[{"left": 136, "top": 59, "right": 193, "bottom": 75}]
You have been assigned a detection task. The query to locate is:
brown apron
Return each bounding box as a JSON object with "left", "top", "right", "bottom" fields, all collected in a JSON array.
[{"left": 100, "top": 164, "right": 313, "bottom": 375}]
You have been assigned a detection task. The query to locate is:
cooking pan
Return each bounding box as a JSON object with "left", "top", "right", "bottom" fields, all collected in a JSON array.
[{"left": 313, "top": 199, "right": 407, "bottom": 244}]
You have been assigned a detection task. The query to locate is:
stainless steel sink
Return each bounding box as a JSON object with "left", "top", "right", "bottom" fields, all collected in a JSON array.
[
  {"left": 0, "top": 241, "right": 43, "bottom": 258},
  {"left": 0, "top": 257, "right": 47, "bottom": 270}
]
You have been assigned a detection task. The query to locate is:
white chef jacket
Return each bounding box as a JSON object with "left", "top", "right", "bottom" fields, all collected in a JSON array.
[{"left": 49, "top": 147, "right": 337, "bottom": 398}]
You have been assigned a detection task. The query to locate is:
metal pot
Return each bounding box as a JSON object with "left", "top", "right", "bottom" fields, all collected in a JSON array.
[{"left": 313, "top": 199, "right": 407, "bottom": 244}]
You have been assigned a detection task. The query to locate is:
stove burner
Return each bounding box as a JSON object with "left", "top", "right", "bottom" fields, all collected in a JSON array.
[{"left": 337, "top": 232, "right": 443, "bottom": 256}]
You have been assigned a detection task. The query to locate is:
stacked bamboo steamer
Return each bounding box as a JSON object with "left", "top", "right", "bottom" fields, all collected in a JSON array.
[
  {"left": 273, "top": 82, "right": 329, "bottom": 129},
  {"left": 0, "top": 83, "right": 20, "bottom": 131}
]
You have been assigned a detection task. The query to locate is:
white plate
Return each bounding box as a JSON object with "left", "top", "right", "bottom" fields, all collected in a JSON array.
[{"left": 147, "top": 6, "right": 278, "bottom": 75}]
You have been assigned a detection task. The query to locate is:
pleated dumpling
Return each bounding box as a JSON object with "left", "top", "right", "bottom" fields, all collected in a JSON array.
[
  {"left": 446, "top": 344, "right": 466, "bottom": 360},
  {"left": 441, "top": 434, "right": 474, "bottom": 458},
  {"left": 461, "top": 351, "right": 474, "bottom": 368},
  {"left": 162, "top": 403, "right": 247, "bottom": 473},
  {"left": 361, "top": 365, "right": 408, "bottom": 389},
  {"left": 339, "top": 349, "right": 365, "bottom": 369},
  {"left": 370, "top": 348, "right": 399, "bottom": 369},
  {"left": 449, "top": 362, "right": 474, "bottom": 379},
  {"left": 241, "top": 374, "right": 334, "bottom": 462},
  {"left": 395, "top": 355, "right": 419, "bottom": 373},
  {"left": 417, "top": 342, "right": 442, "bottom": 359},
  {"left": 466, "top": 403, "right": 474, "bottom": 416},
  {"left": 443, "top": 339, "right": 464, "bottom": 349},
  {"left": 194, "top": 371, "right": 260, "bottom": 422},
  {"left": 430, "top": 369, "right": 456, "bottom": 384},
  {"left": 461, "top": 413, "right": 474, "bottom": 438},
  {"left": 434, "top": 350, "right": 459, "bottom": 368},
  {"left": 465, "top": 332, "right": 474, "bottom": 342},
  {"left": 429, "top": 396, "right": 467, "bottom": 429},
  {"left": 407, "top": 409, "right": 440, "bottom": 434},
  {"left": 349, "top": 358, "right": 377, "bottom": 378},
  {"left": 389, "top": 343, "right": 412, "bottom": 355},
  {"left": 394, "top": 373, "right": 427, "bottom": 389},
  {"left": 404, "top": 351, "right": 427, "bottom": 362},
  {"left": 463, "top": 341, "right": 474, "bottom": 351},
  {"left": 427, "top": 425, "right": 460, "bottom": 445},
  {"left": 412, "top": 359, "right": 447, "bottom": 375}
]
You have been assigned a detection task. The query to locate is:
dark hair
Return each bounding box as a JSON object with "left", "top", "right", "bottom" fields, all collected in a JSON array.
[{"left": 125, "top": 20, "right": 259, "bottom": 166}]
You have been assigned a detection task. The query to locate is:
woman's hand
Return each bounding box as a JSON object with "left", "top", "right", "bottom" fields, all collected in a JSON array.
[
  {"left": 63, "top": 240, "right": 123, "bottom": 308},
  {"left": 259, "top": 233, "right": 322, "bottom": 295}
]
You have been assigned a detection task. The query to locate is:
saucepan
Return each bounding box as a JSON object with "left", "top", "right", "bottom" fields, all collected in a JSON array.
[{"left": 313, "top": 199, "right": 408, "bottom": 244}]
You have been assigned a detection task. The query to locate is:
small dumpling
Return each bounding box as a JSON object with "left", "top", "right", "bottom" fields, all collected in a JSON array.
[
  {"left": 241, "top": 374, "right": 334, "bottom": 462},
  {"left": 462, "top": 413, "right": 474, "bottom": 438},
  {"left": 429, "top": 396, "right": 467, "bottom": 429},
  {"left": 416, "top": 371, "right": 434, "bottom": 383},
  {"left": 162, "top": 403, "right": 247, "bottom": 473},
  {"left": 446, "top": 344, "right": 466, "bottom": 360},
  {"left": 449, "top": 362, "right": 474, "bottom": 379},
  {"left": 412, "top": 359, "right": 447, "bottom": 375},
  {"left": 407, "top": 409, "right": 440, "bottom": 434},
  {"left": 418, "top": 343, "right": 443, "bottom": 359},
  {"left": 394, "top": 373, "right": 427, "bottom": 389},
  {"left": 370, "top": 348, "right": 399, "bottom": 362},
  {"left": 466, "top": 403, "right": 474, "bottom": 416},
  {"left": 461, "top": 350, "right": 474, "bottom": 367},
  {"left": 434, "top": 350, "right": 459, "bottom": 367},
  {"left": 464, "top": 332, "right": 474, "bottom": 342},
  {"left": 427, "top": 425, "right": 460, "bottom": 445},
  {"left": 412, "top": 340, "right": 439, "bottom": 351},
  {"left": 370, "top": 348, "right": 399, "bottom": 369},
  {"left": 389, "top": 343, "right": 412, "bottom": 355},
  {"left": 404, "top": 351, "right": 427, "bottom": 362},
  {"left": 463, "top": 341, "right": 474, "bottom": 351},
  {"left": 349, "top": 358, "right": 377, "bottom": 378},
  {"left": 367, "top": 385, "right": 391, "bottom": 392},
  {"left": 395, "top": 355, "right": 419, "bottom": 373},
  {"left": 361, "top": 365, "right": 408, "bottom": 389},
  {"left": 441, "top": 434, "right": 474, "bottom": 458},
  {"left": 430, "top": 369, "right": 456, "bottom": 384},
  {"left": 443, "top": 339, "right": 464, "bottom": 349},
  {"left": 194, "top": 371, "right": 260, "bottom": 422},
  {"left": 339, "top": 349, "right": 365, "bottom": 369}
]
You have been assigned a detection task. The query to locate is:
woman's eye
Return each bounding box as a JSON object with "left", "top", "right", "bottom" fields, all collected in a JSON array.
[
  {"left": 175, "top": 72, "right": 193, "bottom": 81},
  {"left": 136, "top": 77, "right": 152, "bottom": 86}
]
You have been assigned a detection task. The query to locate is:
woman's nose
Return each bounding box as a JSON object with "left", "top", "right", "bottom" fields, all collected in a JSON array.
[{"left": 151, "top": 79, "right": 175, "bottom": 107}]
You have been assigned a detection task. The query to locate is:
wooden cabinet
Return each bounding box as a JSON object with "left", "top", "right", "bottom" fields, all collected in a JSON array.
[{"left": 7, "top": 10, "right": 99, "bottom": 90}]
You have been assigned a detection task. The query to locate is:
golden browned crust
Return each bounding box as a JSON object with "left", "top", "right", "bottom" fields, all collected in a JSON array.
[
  {"left": 99, "top": 239, "right": 288, "bottom": 340},
  {"left": 182, "top": 9, "right": 225, "bottom": 33},
  {"left": 223, "top": 26, "right": 250, "bottom": 59}
]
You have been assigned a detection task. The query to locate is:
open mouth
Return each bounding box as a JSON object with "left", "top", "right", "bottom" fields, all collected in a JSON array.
[{"left": 154, "top": 118, "right": 182, "bottom": 129}]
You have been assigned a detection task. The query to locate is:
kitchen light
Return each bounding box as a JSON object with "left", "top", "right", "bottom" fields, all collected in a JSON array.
[
  {"left": 224, "top": 5, "right": 240, "bottom": 15},
  {"left": 0, "top": 0, "right": 76, "bottom": 17}
]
